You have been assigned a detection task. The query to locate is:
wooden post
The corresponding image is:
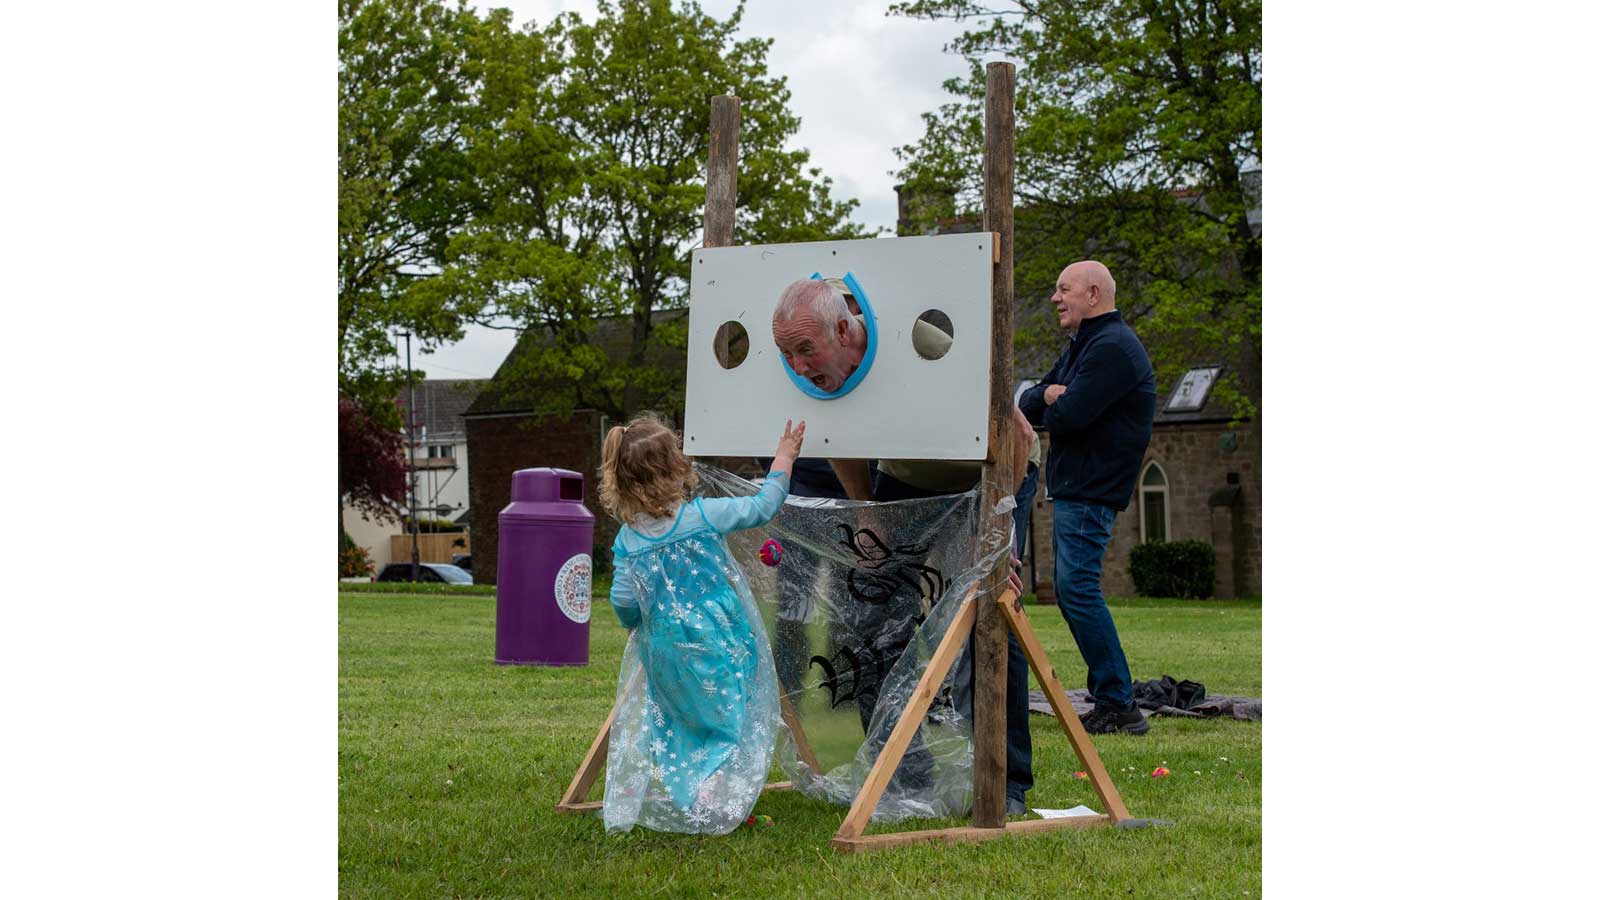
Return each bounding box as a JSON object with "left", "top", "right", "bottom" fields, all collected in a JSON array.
[
  {"left": 706, "top": 95, "right": 739, "bottom": 371},
  {"left": 972, "top": 61, "right": 1017, "bottom": 830},
  {"left": 706, "top": 95, "right": 739, "bottom": 249}
]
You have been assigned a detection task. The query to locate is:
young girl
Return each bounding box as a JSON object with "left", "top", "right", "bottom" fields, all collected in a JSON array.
[{"left": 598, "top": 413, "right": 805, "bottom": 834}]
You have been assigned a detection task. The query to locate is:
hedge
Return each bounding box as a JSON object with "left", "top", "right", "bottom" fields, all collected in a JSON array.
[{"left": 1128, "top": 540, "right": 1216, "bottom": 599}]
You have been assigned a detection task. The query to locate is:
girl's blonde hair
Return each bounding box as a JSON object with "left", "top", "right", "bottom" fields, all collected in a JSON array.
[{"left": 598, "top": 412, "right": 698, "bottom": 522}]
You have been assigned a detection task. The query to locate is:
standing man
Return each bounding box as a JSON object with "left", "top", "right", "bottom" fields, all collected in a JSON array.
[{"left": 1017, "top": 260, "right": 1157, "bottom": 735}]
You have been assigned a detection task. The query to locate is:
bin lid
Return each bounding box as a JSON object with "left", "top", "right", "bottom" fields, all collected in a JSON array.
[{"left": 500, "top": 467, "right": 595, "bottom": 524}]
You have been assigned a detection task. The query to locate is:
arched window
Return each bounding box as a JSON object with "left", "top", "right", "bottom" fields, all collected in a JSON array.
[{"left": 1139, "top": 462, "right": 1169, "bottom": 543}]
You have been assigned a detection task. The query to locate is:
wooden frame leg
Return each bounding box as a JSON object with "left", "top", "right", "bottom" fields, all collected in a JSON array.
[
  {"left": 995, "top": 590, "right": 1132, "bottom": 822},
  {"left": 559, "top": 676, "right": 817, "bottom": 816},
  {"left": 779, "top": 692, "right": 824, "bottom": 774},
  {"left": 830, "top": 588, "right": 978, "bottom": 845},
  {"left": 556, "top": 699, "right": 619, "bottom": 813}
]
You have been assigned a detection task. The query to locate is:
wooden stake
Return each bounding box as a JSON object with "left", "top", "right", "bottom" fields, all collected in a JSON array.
[
  {"left": 706, "top": 95, "right": 739, "bottom": 249},
  {"left": 996, "top": 592, "right": 1132, "bottom": 822},
  {"left": 832, "top": 813, "right": 1112, "bottom": 854},
  {"left": 556, "top": 698, "right": 620, "bottom": 812},
  {"left": 705, "top": 94, "right": 740, "bottom": 371},
  {"left": 780, "top": 691, "right": 824, "bottom": 774},
  {"left": 973, "top": 59, "right": 1018, "bottom": 830},
  {"left": 832, "top": 588, "right": 978, "bottom": 843}
]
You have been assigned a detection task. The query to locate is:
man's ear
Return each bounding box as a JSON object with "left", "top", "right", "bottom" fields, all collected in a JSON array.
[{"left": 836, "top": 316, "right": 852, "bottom": 347}]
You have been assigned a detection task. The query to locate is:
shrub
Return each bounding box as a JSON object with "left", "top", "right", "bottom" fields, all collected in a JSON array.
[
  {"left": 340, "top": 545, "right": 374, "bottom": 578},
  {"left": 1128, "top": 540, "right": 1216, "bottom": 599}
]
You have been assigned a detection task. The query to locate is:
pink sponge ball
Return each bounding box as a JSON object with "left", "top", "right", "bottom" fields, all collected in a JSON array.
[{"left": 759, "top": 538, "right": 783, "bottom": 567}]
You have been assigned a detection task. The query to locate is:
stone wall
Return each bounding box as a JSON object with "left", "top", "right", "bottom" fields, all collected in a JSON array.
[{"left": 1022, "top": 422, "right": 1260, "bottom": 600}]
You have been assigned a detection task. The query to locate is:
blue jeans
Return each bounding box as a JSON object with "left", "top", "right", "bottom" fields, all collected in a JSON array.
[{"left": 1052, "top": 500, "right": 1135, "bottom": 710}]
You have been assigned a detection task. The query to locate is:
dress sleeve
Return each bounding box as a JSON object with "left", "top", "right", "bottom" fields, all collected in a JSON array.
[
  {"left": 607, "top": 539, "right": 642, "bottom": 629},
  {"left": 698, "top": 470, "right": 791, "bottom": 535}
]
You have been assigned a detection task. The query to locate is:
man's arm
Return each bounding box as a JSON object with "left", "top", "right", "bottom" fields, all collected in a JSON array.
[
  {"left": 1016, "top": 352, "right": 1067, "bottom": 426},
  {"left": 830, "top": 459, "right": 875, "bottom": 501},
  {"left": 1042, "top": 342, "right": 1138, "bottom": 437},
  {"left": 1010, "top": 405, "right": 1033, "bottom": 493}
]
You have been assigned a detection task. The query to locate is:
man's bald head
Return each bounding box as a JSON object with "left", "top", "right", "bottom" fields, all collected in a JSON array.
[{"left": 1051, "top": 260, "right": 1117, "bottom": 332}]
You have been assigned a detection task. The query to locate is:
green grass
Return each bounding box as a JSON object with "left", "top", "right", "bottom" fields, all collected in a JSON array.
[{"left": 339, "top": 594, "right": 1261, "bottom": 899}]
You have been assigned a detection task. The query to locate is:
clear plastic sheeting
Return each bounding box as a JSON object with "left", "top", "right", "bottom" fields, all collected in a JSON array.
[{"left": 695, "top": 464, "right": 1015, "bottom": 823}]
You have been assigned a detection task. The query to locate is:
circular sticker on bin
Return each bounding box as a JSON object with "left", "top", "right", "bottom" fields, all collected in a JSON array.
[{"left": 554, "top": 553, "right": 592, "bottom": 624}]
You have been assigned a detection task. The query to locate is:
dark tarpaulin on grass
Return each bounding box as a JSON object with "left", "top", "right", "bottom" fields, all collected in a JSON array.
[{"left": 1030, "top": 680, "right": 1262, "bottom": 722}]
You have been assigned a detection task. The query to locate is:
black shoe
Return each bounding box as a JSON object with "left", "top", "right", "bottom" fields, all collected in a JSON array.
[
  {"left": 1080, "top": 704, "right": 1150, "bottom": 735},
  {"left": 1006, "top": 794, "right": 1027, "bottom": 816}
]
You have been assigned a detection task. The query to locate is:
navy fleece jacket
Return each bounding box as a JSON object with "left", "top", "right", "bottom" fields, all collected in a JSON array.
[{"left": 1017, "top": 310, "right": 1156, "bottom": 511}]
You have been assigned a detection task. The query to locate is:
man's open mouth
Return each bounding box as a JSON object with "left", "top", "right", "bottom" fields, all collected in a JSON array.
[{"left": 811, "top": 375, "right": 828, "bottom": 388}]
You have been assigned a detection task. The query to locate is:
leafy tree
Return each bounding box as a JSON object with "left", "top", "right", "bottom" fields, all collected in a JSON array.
[
  {"left": 339, "top": 396, "right": 408, "bottom": 517},
  {"left": 419, "top": 0, "right": 872, "bottom": 421},
  {"left": 890, "top": 0, "right": 1262, "bottom": 419},
  {"left": 339, "top": 396, "right": 409, "bottom": 549},
  {"left": 339, "top": 0, "right": 485, "bottom": 408}
]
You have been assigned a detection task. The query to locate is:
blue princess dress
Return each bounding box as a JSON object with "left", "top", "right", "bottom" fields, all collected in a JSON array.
[{"left": 601, "top": 472, "right": 789, "bottom": 834}]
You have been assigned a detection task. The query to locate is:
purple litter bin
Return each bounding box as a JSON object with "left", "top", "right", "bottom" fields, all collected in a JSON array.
[{"left": 496, "top": 467, "right": 595, "bottom": 666}]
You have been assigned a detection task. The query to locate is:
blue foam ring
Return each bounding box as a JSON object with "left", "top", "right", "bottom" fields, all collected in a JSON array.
[{"left": 779, "top": 271, "right": 877, "bottom": 400}]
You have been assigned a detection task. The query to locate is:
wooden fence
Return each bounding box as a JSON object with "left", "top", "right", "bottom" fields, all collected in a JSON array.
[{"left": 389, "top": 532, "right": 471, "bottom": 565}]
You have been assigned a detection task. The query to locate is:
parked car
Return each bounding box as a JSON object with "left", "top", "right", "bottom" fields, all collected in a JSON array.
[
  {"left": 451, "top": 553, "right": 472, "bottom": 574},
  {"left": 374, "top": 562, "right": 474, "bottom": 585}
]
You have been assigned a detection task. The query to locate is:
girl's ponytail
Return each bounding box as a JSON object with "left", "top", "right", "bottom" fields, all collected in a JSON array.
[{"left": 597, "top": 424, "right": 628, "bottom": 520}]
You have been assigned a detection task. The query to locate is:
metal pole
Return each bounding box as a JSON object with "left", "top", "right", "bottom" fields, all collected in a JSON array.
[{"left": 402, "top": 331, "right": 420, "bottom": 581}]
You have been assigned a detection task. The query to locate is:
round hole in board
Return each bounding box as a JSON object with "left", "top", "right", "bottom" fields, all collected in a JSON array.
[
  {"left": 713, "top": 320, "right": 749, "bottom": 369},
  {"left": 913, "top": 309, "right": 955, "bottom": 360}
]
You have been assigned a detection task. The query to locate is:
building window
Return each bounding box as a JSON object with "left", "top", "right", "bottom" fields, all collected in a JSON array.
[
  {"left": 1165, "top": 366, "right": 1222, "bottom": 412},
  {"left": 427, "top": 444, "right": 455, "bottom": 459},
  {"left": 1139, "top": 462, "right": 1169, "bottom": 543}
]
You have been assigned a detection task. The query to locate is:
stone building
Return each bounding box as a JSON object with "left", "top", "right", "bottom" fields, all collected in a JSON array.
[{"left": 1018, "top": 375, "right": 1261, "bottom": 600}]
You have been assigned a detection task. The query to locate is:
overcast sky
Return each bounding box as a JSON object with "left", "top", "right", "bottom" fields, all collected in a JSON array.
[{"left": 408, "top": 0, "right": 988, "bottom": 381}]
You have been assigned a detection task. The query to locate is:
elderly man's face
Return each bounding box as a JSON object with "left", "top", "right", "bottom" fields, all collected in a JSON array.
[
  {"left": 1050, "top": 267, "right": 1092, "bottom": 332},
  {"left": 773, "top": 311, "right": 855, "bottom": 392}
]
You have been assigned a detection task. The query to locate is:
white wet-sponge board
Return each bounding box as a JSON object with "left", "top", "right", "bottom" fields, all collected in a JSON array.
[{"left": 684, "top": 233, "right": 993, "bottom": 460}]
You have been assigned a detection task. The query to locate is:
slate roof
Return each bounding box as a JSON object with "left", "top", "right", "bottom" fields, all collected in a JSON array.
[
  {"left": 467, "top": 308, "right": 690, "bottom": 417},
  {"left": 396, "top": 379, "right": 485, "bottom": 442}
]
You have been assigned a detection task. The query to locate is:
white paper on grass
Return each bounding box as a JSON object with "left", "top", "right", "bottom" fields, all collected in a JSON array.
[{"left": 1031, "top": 805, "right": 1102, "bottom": 818}]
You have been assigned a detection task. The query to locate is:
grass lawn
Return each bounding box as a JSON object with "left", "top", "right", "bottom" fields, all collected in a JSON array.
[{"left": 339, "top": 593, "right": 1261, "bottom": 899}]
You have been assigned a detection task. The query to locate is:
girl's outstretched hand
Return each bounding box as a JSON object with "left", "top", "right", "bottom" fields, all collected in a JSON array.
[{"left": 775, "top": 419, "right": 806, "bottom": 463}]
